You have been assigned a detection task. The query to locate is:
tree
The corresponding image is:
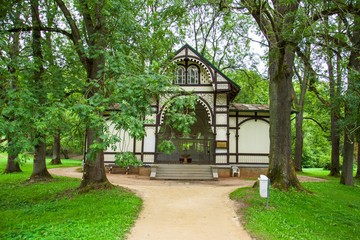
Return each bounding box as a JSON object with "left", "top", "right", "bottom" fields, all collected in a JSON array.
[
  {"left": 50, "top": 130, "right": 62, "bottom": 165},
  {"left": 237, "top": 0, "right": 302, "bottom": 190},
  {"left": 1, "top": 6, "right": 23, "bottom": 173},
  {"left": 341, "top": 13, "right": 360, "bottom": 185},
  {"left": 327, "top": 17, "right": 342, "bottom": 177},
  {"left": 53, "top": 0, "right": 191, "bottom": 189},
  {"left": 304, "top": 11, "right": 344, "bottom": 176},
  {"left": 229, "top": 70, "right": 268, "bottom": 104},
  {"left": 185, "top": 2, "right": 259, "bottom": 72},
  {"left": 231, "top": 0, "right": 360, "bottom": 189},
  {"left": 29, "top": 0, "right": 52, "bottom": 181},
  {"left": 356, "top": 139, "right": 360, "bottom": 179},
  {"left": 292, "top": 42, "right": 311, "bottom": 172}
]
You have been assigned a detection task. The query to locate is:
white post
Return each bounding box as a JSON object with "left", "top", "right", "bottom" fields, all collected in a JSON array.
[{"left": 258, "top": 175, "right": 270, "bottom": 207}]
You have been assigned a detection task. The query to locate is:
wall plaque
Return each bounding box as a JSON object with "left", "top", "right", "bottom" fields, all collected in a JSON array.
[{"left": 216, "top": 141, "right": 227, "bottom": 149}]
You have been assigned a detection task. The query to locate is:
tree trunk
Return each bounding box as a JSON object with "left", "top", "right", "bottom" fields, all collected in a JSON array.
[
  {"left": 340, "top": 132, "right": 354, "bottom": 185},
  {"left": 75, "top": 1, "right": 111, "bottom": 190},
  {"left": 55, "top": 0, "right": 111, "bottom": 189},
  {"left": 242, "top": 0, "right": 302, "bottom": 190},
  {"left": 50, "top": 131, "right": 62, "bottom": 165},
  {"left": 340, "top": 14, "right": 360, "bottom": 185},
  {"left": 3, "top": 137, "right": 22, "bottom": 174},
  {"left": 356, "top": 139, "right": 360, "bottom": 179},
  {"left": 328, "top": 24, "right": 341, "bottom": 176},
  {"left": 329, "top": 112, "right": 341, "bottom": 176},
  {"left": 294, "top": 47, "right": 309, "bottom": 172},
  {"left": 4, "top": 15, "right": 22, "bottom": 174},
  {"left": 267, "top": 45, "right": 302, "bottom": 190},
  {"left": 30, "top": 135, "right": 52, "bottom": 181},
  {"left": 4, "top": 154, "right": 22, "bottom": 174},
  {"left": 80, "top": 127, "right": 111, "bottom": 190},
  {"left": 28, "top": 0, "right": 52, "bottom": 181},
  {"left": 62, "top": 149, "right": 70, "bottom": 159},
  {"left": 294, "top": 110, "right": 304, "bottom": 172}
]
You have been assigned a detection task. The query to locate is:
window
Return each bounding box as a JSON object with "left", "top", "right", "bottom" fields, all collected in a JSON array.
[
  {"left": 175, "top": 66, "right": 186, "bottom": 84},
  {"left": 187, "top": 65, "right": 199, "bottom": 84}
]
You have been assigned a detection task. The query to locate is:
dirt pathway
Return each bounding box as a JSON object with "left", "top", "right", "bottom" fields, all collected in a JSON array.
[{"left": 49, "top": 167, "right": 254, "bottom": 240}]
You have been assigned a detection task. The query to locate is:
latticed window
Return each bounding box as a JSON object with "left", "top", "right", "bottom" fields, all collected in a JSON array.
[
  {"left": 175, "top": 66, "right": 186, "bottom": 84},
  {"left": 187, "top": 65, "right": 199, "bottom": 84}
]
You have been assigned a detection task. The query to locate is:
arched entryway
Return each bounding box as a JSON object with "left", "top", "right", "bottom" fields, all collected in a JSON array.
[{"left": 156, "top": 101, "right": 214, "bottom": 164}]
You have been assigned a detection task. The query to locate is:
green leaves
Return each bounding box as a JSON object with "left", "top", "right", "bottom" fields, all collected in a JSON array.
[
  {"left": 164, "top": 95, "right": 198, "bottom": 135},
  {"left": 157, "top": 140, "right": 176, "bottom": 155},
  {"left": 115, "top": 152, "right": 143, "bottom": 168}
]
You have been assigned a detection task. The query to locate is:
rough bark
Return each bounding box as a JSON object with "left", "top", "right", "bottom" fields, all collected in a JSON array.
[
  {"left": 294, "top": 107, "right": 304, "bottom": 172},
  {"left": 242, "top": 0, "right": 302, "bottom": 190},
  {"left": 80, "top": 128, "right": 111, "bottom": 190},
  {"left": 55, "top": 0, "right": 111, "bottom": 189},
  {"left": 267, "top": 45, "right": 302, "bottom": 190},
  {"left": 50, "top": 131, "right": 62, "bottom": 165},
  {"left": 46, "top": 1, "right": 62, "bottom": 168},
  {"left": 62, "top": 149, "right": 70, "bottom": 159},
  {"left": 341, "top": 133, "right": 354, "bottom": 185},
  {"left": 3, "top": 137, "right": 22, "bottom": 174},
  {"left": 28, "top": 0, "right": 52, "bottom": 181},
  {"left": 328, "top": 17, "right": 341, "bottom": 176},
  {"left": 340, "top": 14, "right": 360, "bottom": 185},
  {"left": 294, "top": 48, "right": 309, "bottom": 172},
  {"left": 4, "top": 154, "right": 22, "bottom": 174},
  {"left": 329, "top": 111, "right": 341, "bottom": 176},
  {"left": 356, "top": 140, "right": 360, "bottom": 179},
  {"left": 4, "top": 14, "right": 22, "bottom": 174},
  {"left": 30, "top": 135, "right": 52, "bottom": 181}
]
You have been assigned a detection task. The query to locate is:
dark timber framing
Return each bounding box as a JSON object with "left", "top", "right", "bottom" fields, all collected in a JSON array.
[{"left": 104, "top": 44, "right": 270, "bottom": 168}]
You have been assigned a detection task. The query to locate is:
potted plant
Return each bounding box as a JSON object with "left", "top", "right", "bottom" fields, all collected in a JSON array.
[
  {"left": 181, "top": 142, "right": 192, "bottom": 163},
  {"left": 115, "top": 152, "right": 143, "bottom": 174}
]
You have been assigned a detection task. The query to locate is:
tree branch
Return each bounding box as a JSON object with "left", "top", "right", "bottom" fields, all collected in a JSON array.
[
  {"left": 295, "top": 47, "right": 330, "bottom": 107},
  {"left": 5, "top": 26, "right": 72, "bottom": 40},
  {"left": 291, "top": 116, "right": 326, "bottom": 132},
  {"left": 78, "top": 0, "right": 95, "bottom": 46},
  {"left": 312, "top": 5, "right": 360, "bottom": 23},
  {"left": 55, "top": 0, "right": 88, "bottom": 70}
]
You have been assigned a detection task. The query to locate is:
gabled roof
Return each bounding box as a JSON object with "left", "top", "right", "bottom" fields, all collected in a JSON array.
[
  {"left": 230, "top": 103, "right": 269, "bottom": 112},
  {"left": 173, "top": 44, "right": 241, "bottom": 101}
]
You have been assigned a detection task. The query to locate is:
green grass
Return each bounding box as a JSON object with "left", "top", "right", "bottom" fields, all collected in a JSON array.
[
  {"left": 0, "top": 154, "right": 142, "bottom": 240},
  {"left": 300, "top": 168, "right": 333, "bottom": 178},
  {"left": 230, "top": 170, "right": 360, "bottom": 240},
  {"left": 0, "top": 152, "right": 82, "bottom": 171}
]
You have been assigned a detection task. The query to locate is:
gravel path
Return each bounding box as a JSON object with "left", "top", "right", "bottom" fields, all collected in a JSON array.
[{"left": 49, "top": 167, "right": 254, "bottom": 240}]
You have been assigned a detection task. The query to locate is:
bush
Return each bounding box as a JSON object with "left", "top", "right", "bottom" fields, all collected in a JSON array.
[{"left": 115, "top": 152, "right": 143, "bottom": 168}]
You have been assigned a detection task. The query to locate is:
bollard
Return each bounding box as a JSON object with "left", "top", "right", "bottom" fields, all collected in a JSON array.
[{"left": 258, "top": 175, "right": 270, "bottom": 207}]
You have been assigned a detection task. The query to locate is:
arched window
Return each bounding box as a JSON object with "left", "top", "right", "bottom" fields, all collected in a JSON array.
[
  {"left": 187, "top": 65, "right": 199, "bottom": 84},
  {"left": 175, "top": 66, "right": 186, "bottom": 84}
]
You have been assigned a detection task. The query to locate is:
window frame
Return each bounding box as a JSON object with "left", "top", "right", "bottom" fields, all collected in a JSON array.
[
  {"left": 187, "top": 65, "right": 199, "bottom": 84},
  {"left": 175, "top": 64, "right": 200, "bottom": 85},
  {"left": 175, "top": 65, "right": 186, "bottom": 84}
]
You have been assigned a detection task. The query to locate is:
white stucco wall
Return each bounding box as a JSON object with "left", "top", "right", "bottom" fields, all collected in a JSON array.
[
  {"left": 143, "top": 127, "right": 156, "bottom": 152},
  {"left": 105, "top": 122, "right": 134, "bottom": 153},
  {"left": 238, "top": 120, "right": 270, "bottom": 154},
  {"left": 229, "top": 129, "right": 237, "bottom": 153}
]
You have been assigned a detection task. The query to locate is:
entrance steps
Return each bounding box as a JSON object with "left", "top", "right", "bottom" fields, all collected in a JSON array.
[{"left": 151, "top": 164, "right": 218, "bottom": 180}]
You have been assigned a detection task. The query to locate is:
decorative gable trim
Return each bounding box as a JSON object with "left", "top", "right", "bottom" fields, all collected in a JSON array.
[{"left": 173, "top": 44, "right": 241, "bottom": 101}]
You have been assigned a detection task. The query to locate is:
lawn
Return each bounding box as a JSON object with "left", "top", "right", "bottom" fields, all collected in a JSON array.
[
  {"left": 0, "top": 154, "right": 142, "bottom": 240},
  {"left": 230, "top": 169, "right": 360, "bottom": 240}
]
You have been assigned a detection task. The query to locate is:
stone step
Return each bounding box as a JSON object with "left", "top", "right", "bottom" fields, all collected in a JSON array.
[{"left": 152, "top": 164, "right": 217, "bottom": 180}]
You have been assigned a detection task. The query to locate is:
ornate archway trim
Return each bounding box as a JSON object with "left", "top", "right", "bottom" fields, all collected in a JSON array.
[
  {"left": 238, "top": 117, "right": 270, "bottom": 128},
  {"left": 158, "top": 96, "right": 214, "bottom": 133},
  {"left": 173, "top": 56, "right": 213, "bottom": 83}
]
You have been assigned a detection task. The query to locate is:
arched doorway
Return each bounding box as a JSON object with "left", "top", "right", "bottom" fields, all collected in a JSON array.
[{"left": 157, "top": 101, "right": 214, "bottom": 164}]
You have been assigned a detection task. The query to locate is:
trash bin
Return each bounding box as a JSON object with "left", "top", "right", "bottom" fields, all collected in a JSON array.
[{"left": 258, "top": 175, "right": 269, "bottom": 198}]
